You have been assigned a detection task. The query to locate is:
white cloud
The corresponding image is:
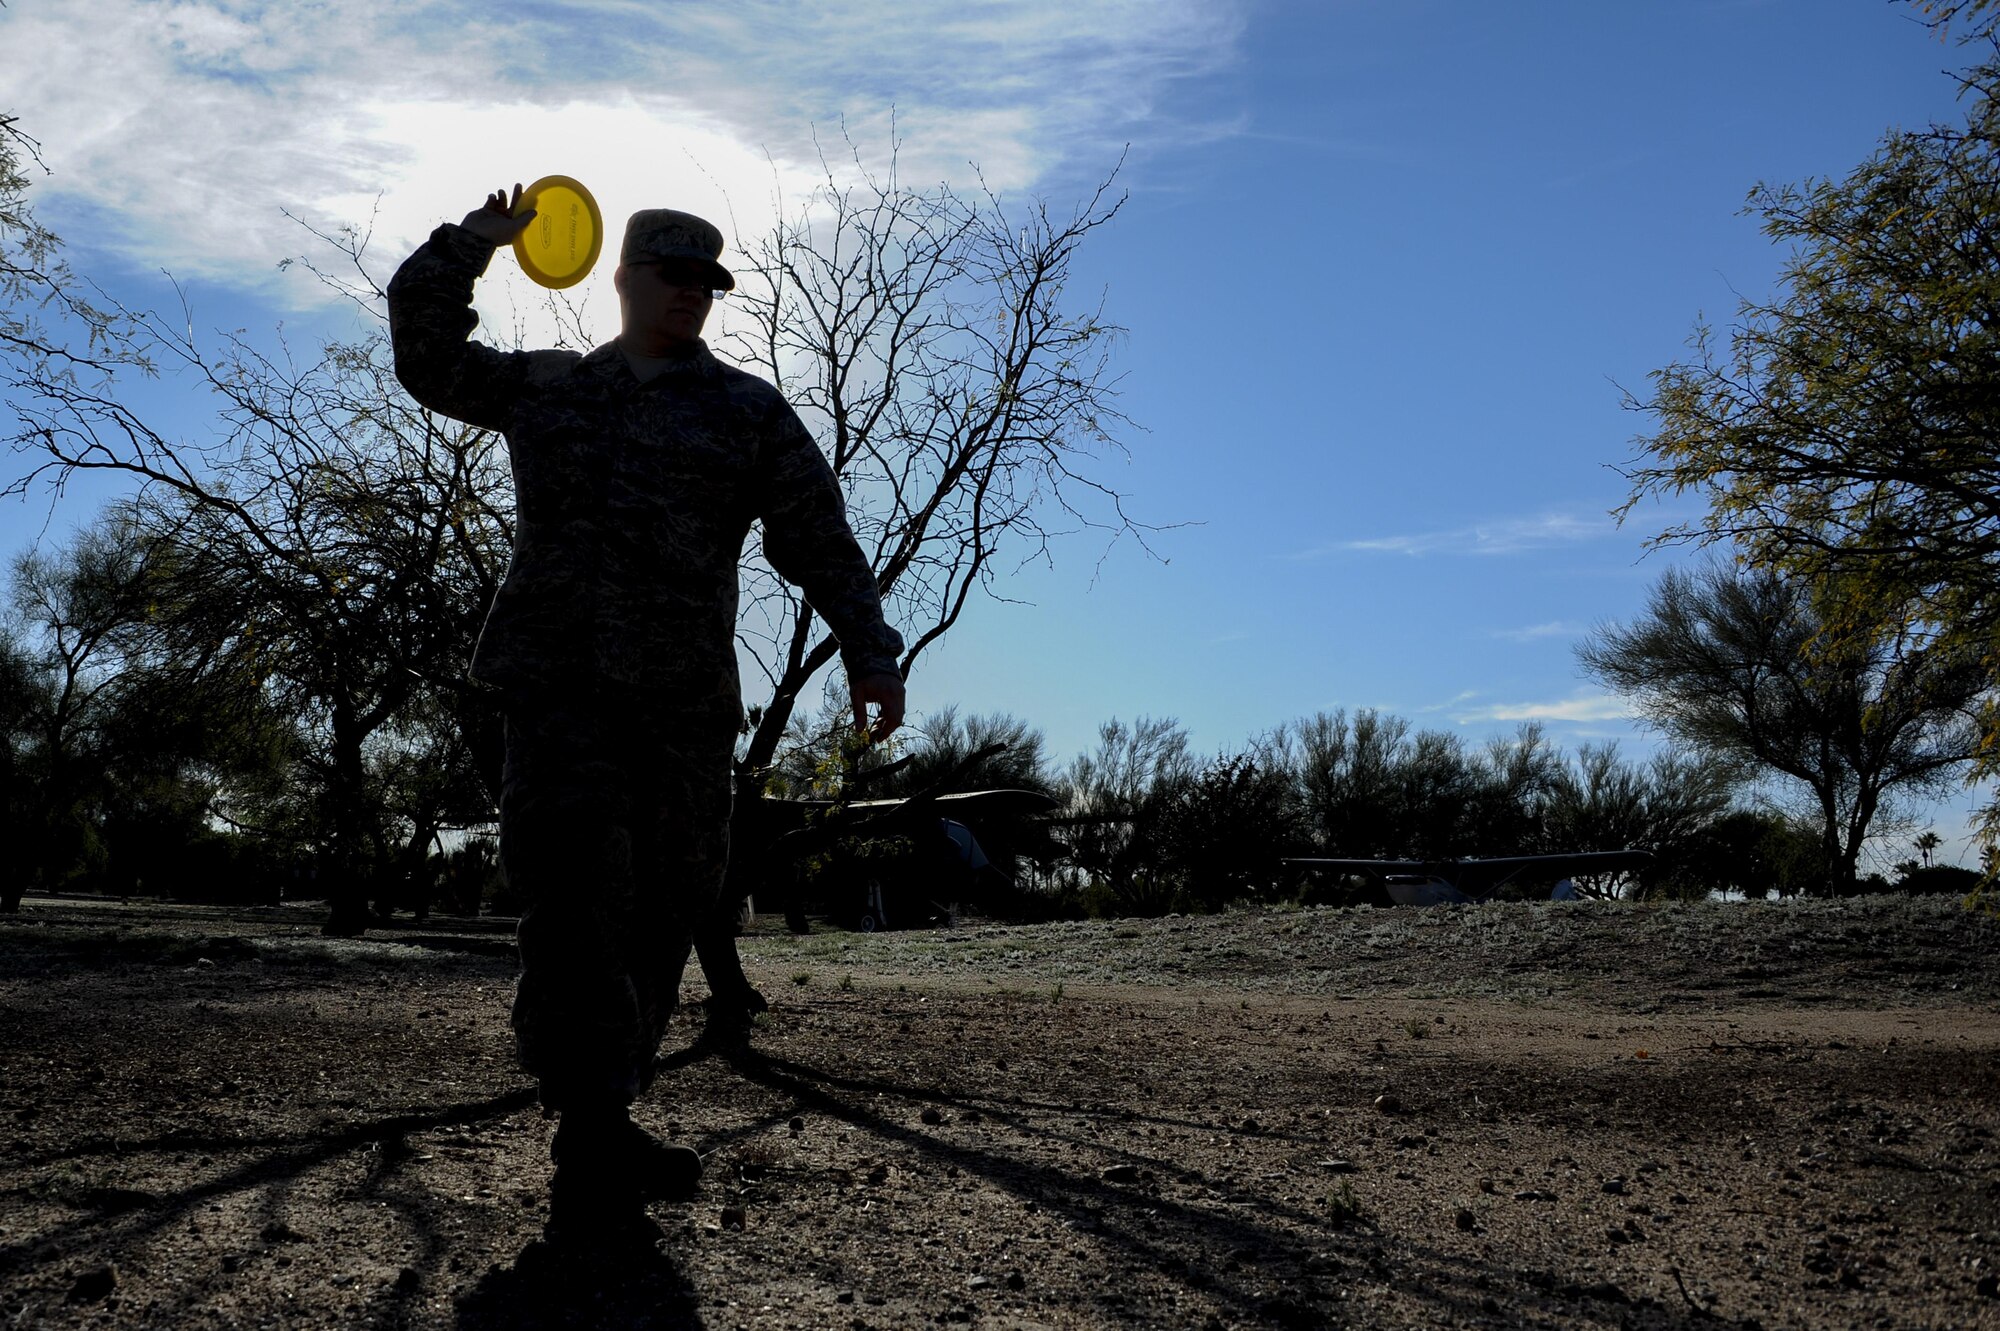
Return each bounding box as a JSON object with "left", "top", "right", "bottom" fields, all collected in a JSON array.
[
  {"left": 6, "top": 0, "right": 1242, "bottom": 308},
  {"left": 1455, "top": 692, "right": 1635, "bottom": 725},
  {"left": 1347, "top": 513, "right": 1607, "bottom": 557},
  {"left": 1417, "top": 690, "right": 1481, "bottom": 714},
  {"left": 1492, "top": 619, "right": 1584, "bottom": 641},
  {"left": 1285, "top": 511, "right": 1620, "bottom": 560}
]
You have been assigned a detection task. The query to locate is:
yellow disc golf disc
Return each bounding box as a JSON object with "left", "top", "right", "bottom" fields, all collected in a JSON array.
[{"left": 511, "top": 175, "right": 604, "bottom": 289}]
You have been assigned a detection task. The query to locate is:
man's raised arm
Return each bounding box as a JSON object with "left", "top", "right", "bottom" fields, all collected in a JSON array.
[{"left": 385, "top": 186, "right": 539, "bottom": 432}]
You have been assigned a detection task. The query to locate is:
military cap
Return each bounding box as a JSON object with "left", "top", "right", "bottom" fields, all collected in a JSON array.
[{"left": 620, "top": 208, "right": 735, "bottom": 291}]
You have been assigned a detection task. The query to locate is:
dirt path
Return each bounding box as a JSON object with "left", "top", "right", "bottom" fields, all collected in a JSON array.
[{"left": 2, "top": 895, "right": 1997, "bottom": 1329}]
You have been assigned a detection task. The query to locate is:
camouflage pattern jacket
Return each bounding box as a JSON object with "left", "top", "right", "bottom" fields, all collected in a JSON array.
[{"left": 387, "top": 223, "right": 902, "bottom": 715}]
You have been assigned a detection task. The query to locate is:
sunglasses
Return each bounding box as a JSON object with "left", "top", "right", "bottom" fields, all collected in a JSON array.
[{"left": 628, "top": 260, "right": 727, "bottom": 300}]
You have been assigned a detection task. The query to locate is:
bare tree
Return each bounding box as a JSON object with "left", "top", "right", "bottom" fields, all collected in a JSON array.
[
  {"left": 5, "top": 231, "right": 514, "bottom": 933},
  {"left": 1, "top": 109, "right": 132, "bottom": 378},
  {"left": 721, "top": 153, "right": 1149, "bottom": 776}
]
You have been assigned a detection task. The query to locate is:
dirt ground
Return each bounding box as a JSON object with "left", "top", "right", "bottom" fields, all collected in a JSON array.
[{"left": 2, "top": 892, "right": 1998, "bottom": 1330}]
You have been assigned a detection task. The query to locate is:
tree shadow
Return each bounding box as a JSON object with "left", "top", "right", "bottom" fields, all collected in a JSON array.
[
  {"left": 0, "top": 1087, "right": 539, "bottom": 1324},
  {"left": 692, "top": 1038, "right": 1731, "bottom": 1330}
]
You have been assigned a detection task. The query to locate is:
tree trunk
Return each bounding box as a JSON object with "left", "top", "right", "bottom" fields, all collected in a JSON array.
[
  {"left": 322, "top": 696, "right": 374, "bottom": 938},
  {"left": 0, "top": 745, "right": 17, "bottom": 913}
]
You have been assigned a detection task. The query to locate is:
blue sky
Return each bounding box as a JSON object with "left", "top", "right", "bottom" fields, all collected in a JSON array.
[{"left": 2, "top": 0, "right": 1990, "bottom": 865}]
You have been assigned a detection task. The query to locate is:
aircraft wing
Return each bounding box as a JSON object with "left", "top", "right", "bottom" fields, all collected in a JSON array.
[
  {"left": 837, "top": 789, "right": 1061, "bottom": 817},
  {"left": 1287, "top": 850, "right": 1653, "bottom": 899},
  {"left": 1287, "top": 850, "right": 1650, "bottom": 877}
]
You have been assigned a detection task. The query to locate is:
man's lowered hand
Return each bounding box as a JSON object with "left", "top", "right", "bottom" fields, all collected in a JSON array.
[{"left": 850, "top": 671, "right": 906, "bottom": 744}]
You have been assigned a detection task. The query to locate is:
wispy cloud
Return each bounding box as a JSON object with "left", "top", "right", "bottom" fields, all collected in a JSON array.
[
  {"left": 1287, "top": 511, "right": 1615, "bottom": 560},
  {"left": 1454, "top": 692, "right": 1635, "bottom": 725},
  {"left": 6, "top": 1, "right": 1244, "bottom": 303},
  {"left": 1491, "top": 619, "right": 1584, "bottom": 642},
  {"left": 1417, "top": 690, "right": 1481, "bottom": 714}
]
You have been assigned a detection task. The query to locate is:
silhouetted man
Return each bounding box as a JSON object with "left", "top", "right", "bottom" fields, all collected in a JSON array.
[{"left": 389, "top": 186, "right": 903, "bottom": 1249}]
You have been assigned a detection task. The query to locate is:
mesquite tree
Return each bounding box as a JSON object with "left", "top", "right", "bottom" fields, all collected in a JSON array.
[{"left": 5, "top": 250, "right": 513, "bottom": 934}]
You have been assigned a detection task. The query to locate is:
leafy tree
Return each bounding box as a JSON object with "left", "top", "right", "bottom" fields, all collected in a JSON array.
[
  {"left": 1257, "top": 709, "right": 1560, "bottom": 863},
  {"left": 0, "top": 627, "right": 51, "bottom": 911},
  {"left": 1055, "top": 716, "right": 1193, "bottom": 914},
  {"left": 5, "top": 523, "right": 157, "bottom": 898},
  {"left": 1895, "top": 861, "right": 1983, "bottom": 895},
  {"left": 1578, "top": 564, "right": 1983, "bottom": 893},
  {"left": 1, "top": 515, "right": 289, "bottom": 907},
  {"left": 1616, "top": 45, "right": 2000, "bottom": 837},
  {"left": 1540, "top": 743, "right": 1737, "bottom": 899},
  {"left": 867, "top": 706, "right": 1055, "bottom": 799},
  {"left": 1152, "top": 754, "right": 1303, "bottom": 911},
  {"left": 1681, "top": 807, "right": 1828, "bottom": 900},
  {"left": 1914, "top": 1, "right": 2000, "bottom": 38}
]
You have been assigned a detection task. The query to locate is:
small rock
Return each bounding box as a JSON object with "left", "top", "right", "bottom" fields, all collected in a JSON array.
[
  {"left": 1004, "top": 1269, "right": 1026, "bottom": 1291},
  {"left": 1317, "top": 1158, "right": 1358, "bottom": 1174},
  {"left": 1601, "top": 1177, "right": 1627, "bottom": 1195},
  {"left": 919, "top": 1107, "right": 945, "bottom": 1126},
  {"left": 1374, "top": 1094, "right": 1402, "bottom": 1115},
  {"left": 719, "top": 1205, "right": 747, "bottom": 1230},
  {"left": 789, "top": 1116, "right": 806, "bottom": 1134},
  {"left": 259, "top": 1221, "right": 305, "bottom": 1244},
  {"left": 1454, "top": 1208, "right": 1476, "bottom": 1232},
  {"left": 834, "top": 1290, "right": 855, "bottom": 1304},
  {"left": 65, "top": 1265, "right": 117, "bottom": 1304},
  {"left": 196, "top": 956, "right": 217, "bottom": 968},
  {"left": 330, "top": 1274, "right": 356, "bottom": 1288},
  {"left": 966, "top": 1274, "right": 993, "bottom": 1290},
  {"left": 1978, "top": 1273, "right": 2000, "bottom": 1299},
  {"left": 1239, "top": 1117, "right": 1261, "bottom": 1133},
  {"left": 220, "top": 1255, "right": 241, "bottom": 1274},
  {"left": 394, "top": 1267, "right": 421, "bottom": 1293},
  {"left": 1100, "top": 1164, "right": 1141, "bottom": 1185}
]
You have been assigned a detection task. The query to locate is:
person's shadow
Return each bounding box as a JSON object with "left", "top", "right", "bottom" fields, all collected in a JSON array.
[{"left": 455, "top": 1231, "right": 706, "bottom": 1330}]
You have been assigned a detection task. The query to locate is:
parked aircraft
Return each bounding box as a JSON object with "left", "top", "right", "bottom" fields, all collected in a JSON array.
[{"left": 1286, "top": 850, "right": 1653, "bottom": 906}]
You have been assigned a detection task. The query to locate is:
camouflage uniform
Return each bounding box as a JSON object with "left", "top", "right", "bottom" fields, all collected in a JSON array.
[{"left": 387, "top": 220, "right": 901, "bottom": 1109}]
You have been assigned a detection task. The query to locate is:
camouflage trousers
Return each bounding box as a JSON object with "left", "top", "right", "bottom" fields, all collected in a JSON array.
[{"left": 499, "top": 690, "right": 736, "bottom": 1111}]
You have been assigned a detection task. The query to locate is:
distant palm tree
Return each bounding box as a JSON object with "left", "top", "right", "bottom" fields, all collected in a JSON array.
[{"left": 1915, "top": 830, "right": 1943, "bottom": 868}]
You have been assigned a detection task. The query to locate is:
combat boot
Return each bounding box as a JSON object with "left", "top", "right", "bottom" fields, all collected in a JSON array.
[
  {"left": 612, "top": 1118, "right": 705, "bottom": 1201},
  {"left": 541, "top": 1108, "right": 662, "bottom": 1253}
]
